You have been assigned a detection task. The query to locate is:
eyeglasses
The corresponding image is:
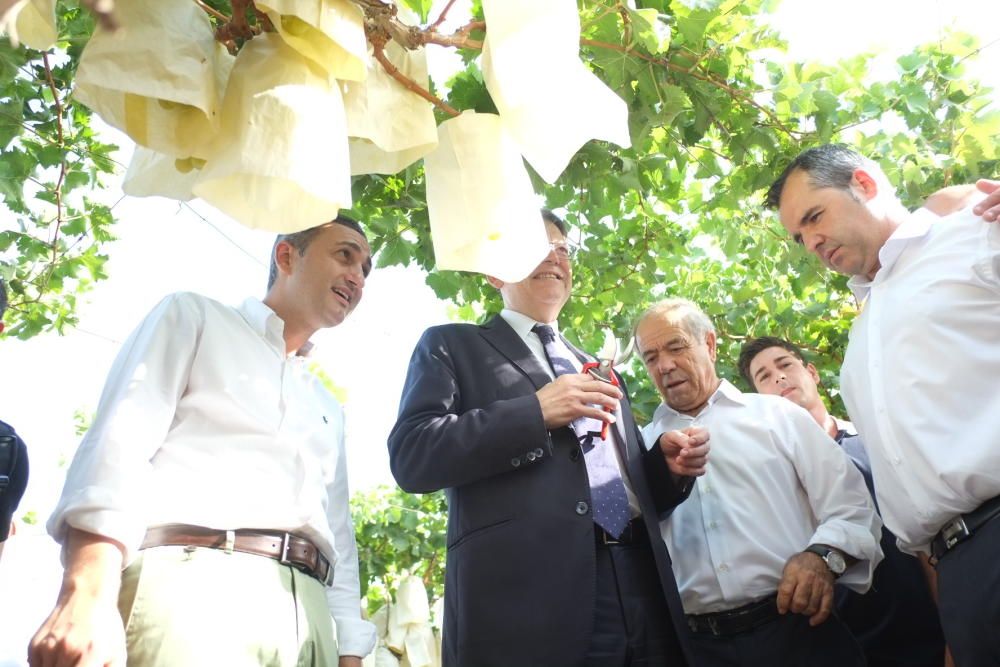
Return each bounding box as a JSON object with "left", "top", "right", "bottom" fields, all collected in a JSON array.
[{"left": 548, "top": 241, "right": 578, "bottom": 260}]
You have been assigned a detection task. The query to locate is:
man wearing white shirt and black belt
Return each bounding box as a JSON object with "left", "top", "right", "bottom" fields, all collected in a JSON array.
[
  {"left": 635, "top": 298, "right": 882, "bottom": 666},
  {"left": 29, "top": 217, "right": 377, "bottom": 667},
  {"left": 768, "top": 143, "right": 1000, "bottom": 666}
]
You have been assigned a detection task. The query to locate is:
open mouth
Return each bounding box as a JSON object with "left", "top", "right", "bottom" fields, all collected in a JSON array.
[
  {"left": 331, "top": 287, "right": 352, "bottom": 305},
  {"left": 666, "top": 379, "right": 686, "bottom": 390},
  {"left": 533, "top": 271, "right": 562, "bottom": 281},
  {"left": 780, "top": 387, "right": 796, "bottom": 398}
]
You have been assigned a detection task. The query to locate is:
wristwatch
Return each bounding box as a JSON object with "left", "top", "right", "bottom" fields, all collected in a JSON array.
[{"left": 804, "top": 544, "right": 847, "bottom": 578}]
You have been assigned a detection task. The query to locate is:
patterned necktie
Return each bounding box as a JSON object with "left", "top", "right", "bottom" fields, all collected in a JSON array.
[{"left": 532, "top": 324, "right": 631, "bottom": 538}]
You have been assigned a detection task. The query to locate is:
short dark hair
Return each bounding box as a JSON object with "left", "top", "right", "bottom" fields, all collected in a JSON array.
[
  {"left": 765, "top": 144, "right": 868, "bottom": 209},
  {"left": 738, "top": 336, "right": 807, "bottom": 389},
  {"left": 266, "top": 215, "right": 366, "bottom": 291},
  {"left": 541, "top": 208, "right": 568, "bottom": 237}
]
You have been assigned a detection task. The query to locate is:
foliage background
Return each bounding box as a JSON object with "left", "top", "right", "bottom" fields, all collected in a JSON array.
[{"left": 2, "top": 0, "right": 998, "bottom": 606}]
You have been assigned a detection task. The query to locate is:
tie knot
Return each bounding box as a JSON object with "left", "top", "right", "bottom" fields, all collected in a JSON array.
[{"left": 532, "top": 324, "right": 556, "bottom": 345}]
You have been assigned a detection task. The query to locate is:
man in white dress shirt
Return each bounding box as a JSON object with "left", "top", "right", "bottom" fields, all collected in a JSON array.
[
  {"left": 29, "top": 217, "right": 377, "bottom": 667},
  {"left": 767, "top": 143, "right": 1000, "bottom": 666},
  {"left": 738, "top": 336, "right": 946, "bottom": 667},
  {"left": 635, "top": 298, "right": 881, "bottom": 666}
]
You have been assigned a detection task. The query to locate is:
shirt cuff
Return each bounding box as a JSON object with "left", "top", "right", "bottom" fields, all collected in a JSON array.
[{"left": 335, "top": 615, "right": 377, "bottom": 658}]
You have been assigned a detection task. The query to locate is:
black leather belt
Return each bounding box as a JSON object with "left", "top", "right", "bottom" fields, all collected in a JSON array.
[
  {"left": 595, "top": 518, "right": 648, "bottom": 547},
  {"left": 930, "top": 495, "right": 1000, "bottom": 562},
  {"left": 686, "top": 595, "right": 780, "bottom": 636},
  {"left": 141, "top": 524, "right": 334, "bottom": 586}
]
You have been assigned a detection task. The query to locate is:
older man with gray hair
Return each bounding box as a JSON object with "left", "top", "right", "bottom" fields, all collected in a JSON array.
[{"left": 634, "top": 297, "right": 882, "bottom": 666}]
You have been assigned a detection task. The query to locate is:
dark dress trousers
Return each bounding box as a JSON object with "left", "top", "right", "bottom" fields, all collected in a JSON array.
[{"left": 388, "top": 315, "right": 694, "bottom": 667}]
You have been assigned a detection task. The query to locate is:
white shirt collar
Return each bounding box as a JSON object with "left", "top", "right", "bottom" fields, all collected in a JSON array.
[
  {"left": 833, "top": 416, "right": 858, "bottom": 437},
  {"left": 500, "top": 308, "right": 560, "bottom": 340},
  {"left": 237, "top": 297, "right": 314, "bottom": 357},
  {"left": 650, "top": 377, "right": 745, "bottom": 423},
  {"left": 848, "top": 208, "right": 936, "bottom": 303}
]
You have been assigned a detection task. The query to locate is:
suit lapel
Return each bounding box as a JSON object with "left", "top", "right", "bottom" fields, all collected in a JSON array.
[{"left": 480, "top": 314, "right": 552, "bottom": 390}]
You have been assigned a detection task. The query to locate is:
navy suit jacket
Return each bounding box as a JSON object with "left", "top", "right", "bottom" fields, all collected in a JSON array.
[{"left": 388, "top": 315, "right": 694, "bottom": 667}]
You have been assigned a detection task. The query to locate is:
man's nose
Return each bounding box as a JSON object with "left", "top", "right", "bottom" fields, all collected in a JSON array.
[
  {"left": 804, "top": 232, "right": 824, "bottom": 255},
  {"left": 657, "top": 356, "right": 676, "bottom": 375},
  {"left": 347, "top": 266, "right": 366, "bottom": 290}
]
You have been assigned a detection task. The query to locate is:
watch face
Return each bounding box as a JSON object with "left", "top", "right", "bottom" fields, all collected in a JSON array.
[{"left": 826, "top": 551, "right": 847, "bottom": 574}]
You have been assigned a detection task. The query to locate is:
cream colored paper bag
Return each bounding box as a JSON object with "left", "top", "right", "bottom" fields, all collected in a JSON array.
[
  {"left": 481, "top": 0, "right": 630, "bottom": 184},
  {"left": 0, "top": 0, "right": 56, "bottom": 50},
  {"left": 74, "top": 0, "right": 232, "bottom": 159},
  {"left": 424, "top": 111, "right": 549, "bottom": 283},
  {"left": 193, "top": 33, "right": 351, "bottom": 232},
  {"left": 258, "top": 0, "right": 367, "bottom": 81},
  {"left": 122, "top": 147, "right": 202, "bottom": 201},
  {"left": 343, "top": 40, "right": 438, "bottom": 175}
]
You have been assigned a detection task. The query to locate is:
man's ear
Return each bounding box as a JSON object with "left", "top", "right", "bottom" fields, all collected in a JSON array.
[
  {"left": 706, "top": 330, "right": 718, "bottom": 362},
  {"left": 851, "top": 168, "right": 879, "bottom": 201},
  {"left": 486, "top": 275, "right": 505, "bottom": 290},
  {"left": 807, "top": 362, "right": 820, "bottom": 384},
  {"left": 273, "top": 240, "right": 295, "bottom": 279}
]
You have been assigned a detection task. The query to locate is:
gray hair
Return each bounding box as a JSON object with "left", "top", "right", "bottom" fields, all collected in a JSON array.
[{"left": 635, "top": 297, "right": 715, "bottom": 342}]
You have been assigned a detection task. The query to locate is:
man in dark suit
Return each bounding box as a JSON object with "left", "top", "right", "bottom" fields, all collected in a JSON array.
[{"left": 388, "top": 211, "right": 701, "bottom": 667}]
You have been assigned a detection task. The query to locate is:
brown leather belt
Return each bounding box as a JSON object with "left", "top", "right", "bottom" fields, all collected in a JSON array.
[{"left": 141, "top": 524, "right": 334, "bottom": 586}]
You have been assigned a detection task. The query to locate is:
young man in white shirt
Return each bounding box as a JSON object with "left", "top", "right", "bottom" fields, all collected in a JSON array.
[
  {"left": 29, "top": 217, "right": 376, "bottom": 667},
  {"left": 635, "top": 298, "right": 882, "bottom": 666},
  {"left": 768, "top": 144, "right": 1000, "bottom": 666},
  {"left": 739, "top": 336, "right": 946, "bottom": 667}
]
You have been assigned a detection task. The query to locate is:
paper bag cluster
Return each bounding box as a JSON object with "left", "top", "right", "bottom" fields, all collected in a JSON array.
[{"left": 15, "top": 0, "right": 632, "bottom": 279}]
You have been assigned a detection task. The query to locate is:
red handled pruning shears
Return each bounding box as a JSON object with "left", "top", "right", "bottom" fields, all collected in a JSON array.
[{"left": 581, "top": 329, "right": 634, "bottom": 440}]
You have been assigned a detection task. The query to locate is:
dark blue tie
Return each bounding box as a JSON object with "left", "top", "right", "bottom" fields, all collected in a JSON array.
[{"left": 532, "top": 324, "right": 631, "bottom": 538}]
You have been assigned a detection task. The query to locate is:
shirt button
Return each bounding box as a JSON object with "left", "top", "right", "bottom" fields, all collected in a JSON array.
[
  {"left": 709, "top": 521, "right": 718, "bottom": 530},
  {"left": 575, "top": 501, "right": 589, "bottom": 516},
  {"left": 511, "top": 458, "right": 521, "bottom": 468},
  {"left": 702, "top": 485, "right": 712, "bottom": 494},
  {"left": 718, "top": 563, "right": 729, "bottom": 573}
]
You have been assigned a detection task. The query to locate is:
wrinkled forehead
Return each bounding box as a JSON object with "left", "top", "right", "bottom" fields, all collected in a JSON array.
[{"left": 637, "top": 313, "right": 693, "bottom": 349}]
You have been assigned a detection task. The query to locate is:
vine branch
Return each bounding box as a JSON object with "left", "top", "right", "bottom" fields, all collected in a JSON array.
[{"left": 41, "top": 53, "right": 66, "bottom": 269}]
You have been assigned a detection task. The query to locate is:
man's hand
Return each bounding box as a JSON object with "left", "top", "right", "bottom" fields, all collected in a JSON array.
[
  {"left": 536, "top": 374, "right": 622, "bottom": 429},
  {"left": 657, "top": 427, "right": 710, "bottom": 478},
  {"left": 28, "top": 529, "right": 127, "bottom": 667},
  {"left": 776, "top": 551, "right": 835, "bottom": 627},
  {"left": 338, "top": 657, "right": 363, "bottom": 667},
  {"left": 973, "top": 179, "right": 1000, "bottom": 221}
]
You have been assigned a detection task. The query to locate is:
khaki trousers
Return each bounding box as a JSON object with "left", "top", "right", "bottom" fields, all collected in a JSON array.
[{"left": 118, "top": 545, "right": 339, "bottom": 667}]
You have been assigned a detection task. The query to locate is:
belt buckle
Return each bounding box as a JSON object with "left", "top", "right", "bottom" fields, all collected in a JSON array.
[
  {"left": 942, "top": 516, "right": 970, "bottom": 550},
  {"left": 278, "top": 533, "right": 294, "bottom": 566},
  {"left": 321, "top": 558, "right": 334, "bottom": 587}
]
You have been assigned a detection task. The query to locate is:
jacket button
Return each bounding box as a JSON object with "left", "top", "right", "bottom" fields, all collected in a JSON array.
[
  {"left": 511, "top": 457, "right": 521, "bottom": 467},
  {"left": 533, "top": 448, "right": 544, "bottom": 457},
  {"left": 526, "top": 451, "right": 537, "bottom": 462},
  {"left": 569, "top": 448, "right": 581, "bottom": 462},
  {"left": 575, "top": 501, "right": 589, "bottom": 515}
]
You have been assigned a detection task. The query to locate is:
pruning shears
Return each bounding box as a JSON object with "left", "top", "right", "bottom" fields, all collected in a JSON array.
[{"left": 581, "top": 329, "right": 634, "bottom": 440}]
